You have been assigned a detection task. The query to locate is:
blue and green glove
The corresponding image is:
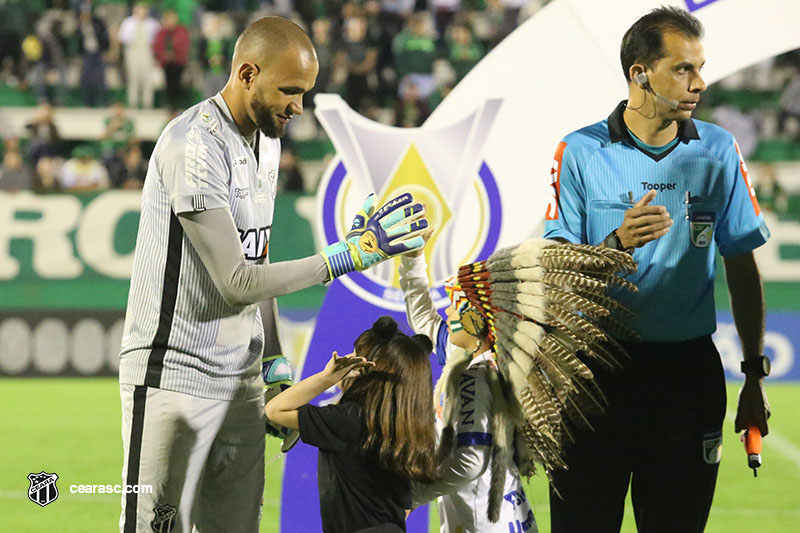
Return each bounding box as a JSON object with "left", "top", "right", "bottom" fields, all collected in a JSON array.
[
  {"left": 321, "top": 192, "right": 428, "bottom": 279},
  {"left": 262, "top": 354, "right": 300, "bottom": 453}
]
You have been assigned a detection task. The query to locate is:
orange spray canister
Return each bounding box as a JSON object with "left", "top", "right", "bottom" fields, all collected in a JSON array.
[{"left": 742, "top": 427, "right": 762, "bottom": 477}]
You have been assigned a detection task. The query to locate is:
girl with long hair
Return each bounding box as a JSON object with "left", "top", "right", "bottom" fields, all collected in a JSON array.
[{"left": 265, "top": 316, "right": 440, "bottom": 532}]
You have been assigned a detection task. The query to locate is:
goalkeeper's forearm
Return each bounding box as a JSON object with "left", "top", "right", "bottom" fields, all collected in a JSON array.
[{"left": 179, "top": 209, "right": 329, "bottom": 307}]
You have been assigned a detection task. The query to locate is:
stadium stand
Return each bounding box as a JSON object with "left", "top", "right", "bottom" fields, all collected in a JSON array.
[{"left": 0, "top": 0, "right": 798, "bottom": 219}]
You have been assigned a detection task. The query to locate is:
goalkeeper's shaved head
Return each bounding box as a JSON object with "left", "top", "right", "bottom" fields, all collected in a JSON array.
[
  {"left": 222, "top": 16, "right": 318, "bottom": 139},
  {"left": 231, "top": 16, "right": 315, "bottom": 70}
]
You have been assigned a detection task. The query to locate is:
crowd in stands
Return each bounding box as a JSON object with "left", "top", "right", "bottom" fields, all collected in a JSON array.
[
  {"left": 0, "top": 100, "right": 147, "bottom": 192},
  {"left": 0, "top": 0, "right": 551, "bottom": 193},
  {"left": 0, "top": 0, "right": 798, "bottom": 211}
]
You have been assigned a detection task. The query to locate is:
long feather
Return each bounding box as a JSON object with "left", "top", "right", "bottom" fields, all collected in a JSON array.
[
  {"left": 542, "top": 270, "right": 609, "bottom": 292},
  {"left": 572, "top": 287, "right": 636, "bottom": 319},
  {"left": 544, "top": 287, "right": 611, "bottom": 319},
  {"left": 449, "top": 238, "right": 638, "bottom": 478},
  {"left": 596, "top": 315, "right": 642, "bottom": 341}
]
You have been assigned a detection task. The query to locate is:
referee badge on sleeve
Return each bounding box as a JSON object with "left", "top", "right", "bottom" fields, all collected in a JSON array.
[
  {"left": 702, "top": 429, "right": 723, "bottom": 465},
  {"left": 690, "top": 211, "right": 714, "bottom": 248}
]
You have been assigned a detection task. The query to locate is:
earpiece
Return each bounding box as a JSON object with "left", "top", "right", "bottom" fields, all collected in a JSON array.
[{"left": 632, "top": 71, "right": 680, "bottom": 110}]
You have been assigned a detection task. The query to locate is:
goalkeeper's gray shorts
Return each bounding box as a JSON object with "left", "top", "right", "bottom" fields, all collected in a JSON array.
[{"left": 119, "top": 384, "right": 266, "bottom": 533}]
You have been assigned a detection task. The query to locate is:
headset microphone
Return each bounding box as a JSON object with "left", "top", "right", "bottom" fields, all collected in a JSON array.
[{"left": 635, "top": 72, "right": 680, "bottom": 110}]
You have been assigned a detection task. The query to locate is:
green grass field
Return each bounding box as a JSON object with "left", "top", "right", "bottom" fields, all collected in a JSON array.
[{"left": 2, "top": 379, "right": 799, "bottom": 532}]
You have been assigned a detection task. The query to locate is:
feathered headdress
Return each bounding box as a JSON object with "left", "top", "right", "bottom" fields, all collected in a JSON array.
[{"left": 454, "top": 238, "right": 638, "bottom": 480}]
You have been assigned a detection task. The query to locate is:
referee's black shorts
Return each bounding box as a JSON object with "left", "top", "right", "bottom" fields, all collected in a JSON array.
[{"left": 549, "top": 335, "right": 727, "bottom": 533}]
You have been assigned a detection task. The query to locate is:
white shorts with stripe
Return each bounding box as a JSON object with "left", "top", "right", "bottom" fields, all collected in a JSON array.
[{"left": 119, "top": 384, "right": 266, "bottom": 532}]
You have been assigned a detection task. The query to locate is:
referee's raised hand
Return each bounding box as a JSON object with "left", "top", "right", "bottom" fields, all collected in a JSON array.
[{"left": 616, "top": 190, "right": 673, "bottom": 249}]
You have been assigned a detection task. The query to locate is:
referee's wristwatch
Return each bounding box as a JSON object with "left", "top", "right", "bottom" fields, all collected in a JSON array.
[
  {"left": 602, "top": 229, "right": 634, "bottom": 254},
  {"left": 741, "top": 355, "right": 771, "bottom": 378}
]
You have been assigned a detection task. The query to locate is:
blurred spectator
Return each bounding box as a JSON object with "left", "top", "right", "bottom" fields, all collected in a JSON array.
[
  {"left": 218, "top": 0, "right": 250, "bottom": 35},
  {"left": 24, "top": 103, "right": 60, "bottom": 164},
  {"left": 0, "top": 108, "right": 19, "bottom": 147},
  {"left": 711, "top": 105, "right": 759, "bottom": 159},
  {"left": 431, "top": 0, "right": 460, "bottom": 46},
  {"left": 338, "top": 13, "right": 378, "bottom": 114},
  {"left": 307, "top": 17, "right": 344, "bottom": 98},
  {"left": 118, "top": 2, "right": 160, "bottom": 108},
  {"left": 58, "top": 144, "right": 110, "bottom": 192},
  {"left": 77, "top": 3, "right": 110, "bottom": 107},
  {"left": 393, "top": 81, "right": 430, "bottom": 127},
  {"left": 380, "top": 0, "right": 415, "bottom": 87},
  {"left": 0, "top": 150, "right": 33, "bottom": 192},
  {"left": 393, "top": 12, "right": 437, "bottom": 99},
  {"left": 267, "top": 0, "right": 295, "bottom": 17},
  {"left": 154, "top": 9, "right": 190, "bottom": 111},
  {"left": 199, "top": 12, "right": 233, "bottom": 98},
  {"left": 33, "top": 156, "right": 61, "bottom": 194},
  {"left": 754, "top": 164, "right": 789, "bottom": 216},
  {"left": 95, "top": 0, "right": 131, "bottom": 25},
  {"left": 308, "top": 18, "right": 337, "bottom": 102},
  {"left": 279, "top": 145, "right": 305, "bottom": 192},
  {"left": 778, "top": 70, "right": 800, "bottom": 140},
  {"left": 24, "top": 18, "right": 68, "bottom": 105},
  {"left": 100, "top": 101, "right": 135, "bottom": 160},
  {"left": 481, "top": 0, "right": 507, "bottom": 49},
  {"left": 364, "top": 0, "right": 400, "bottom": 105},
  {"left": 744, "top": 58, "right": 779, "bottom": 91},
  {"left": 499, "top": 0, "right": 527, "bottom": 41},
  {"left": 158, "top": 0, "right": 197, "bottom": 27},
  {"left": 380, "top": 0, "right": 416, "bottom": 29},
  {"left": 0, "top": 57, "right": 20, "bottom": 87},
  {"left": 107, "top": 144, "right": 147, "bottom": 189},
  {"left": 0, "top": 0, "right": 32, "bottom": 83},
  {"left": 428, "top": 79, "right": 453, "bottom": 110},
  {"left": 294, "top": 0, "right": 345, "bottom": 31},
  {"left": 447, "top": 23, "right": 484, "bottom": 83}
]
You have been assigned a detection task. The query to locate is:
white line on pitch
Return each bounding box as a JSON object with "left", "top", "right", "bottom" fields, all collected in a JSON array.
[{"left": 710, "top": 507, "right": 800, "bottom": 516}]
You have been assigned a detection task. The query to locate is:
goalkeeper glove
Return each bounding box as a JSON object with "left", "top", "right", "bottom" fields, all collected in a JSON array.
[
  {"left": 321, "top": 192, "right": 427, "bottom": 279},
  {"left": 262, "top": 354, "right": 300, "bottom": 453}
]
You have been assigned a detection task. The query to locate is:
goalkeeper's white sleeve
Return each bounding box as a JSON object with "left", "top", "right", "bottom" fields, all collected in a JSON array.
[{"left": 179, "top": 208, "right": 328, "bottom": 306}]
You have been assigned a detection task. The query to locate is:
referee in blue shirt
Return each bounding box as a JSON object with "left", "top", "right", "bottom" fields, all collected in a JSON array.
[{"left": 543, "top": 7, "right": 771, "bottom": 532}]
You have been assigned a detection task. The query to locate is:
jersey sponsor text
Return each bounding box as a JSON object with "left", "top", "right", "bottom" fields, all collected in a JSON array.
[{"left": 239, "top": 225, "right": 271, "bottom": 260}]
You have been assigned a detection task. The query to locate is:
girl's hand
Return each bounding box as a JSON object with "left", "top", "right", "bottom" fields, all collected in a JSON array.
[{"left": 322, "top": 351, "right": 374, "bottom": 384}]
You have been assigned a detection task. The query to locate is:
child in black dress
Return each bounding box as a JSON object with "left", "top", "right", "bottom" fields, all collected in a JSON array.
[{"left": 265, "top": 316, "right": 441, "bottom": 532}]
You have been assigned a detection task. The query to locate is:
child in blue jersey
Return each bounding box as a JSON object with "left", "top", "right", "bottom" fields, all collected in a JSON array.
[
  {"left": 265, "top": 317, "right": 441, "bottom": 533},
  {"left": 398, "top": 245, "right": 537, "bottom": 533}
]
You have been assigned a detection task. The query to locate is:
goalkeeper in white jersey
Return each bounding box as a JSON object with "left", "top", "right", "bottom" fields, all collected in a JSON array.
[
  {"left": 118, "top": 16, "right": 427, "bottom": 533},
  {"left": 399, "top": 242, "right": 536, "bottom": 533}
]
